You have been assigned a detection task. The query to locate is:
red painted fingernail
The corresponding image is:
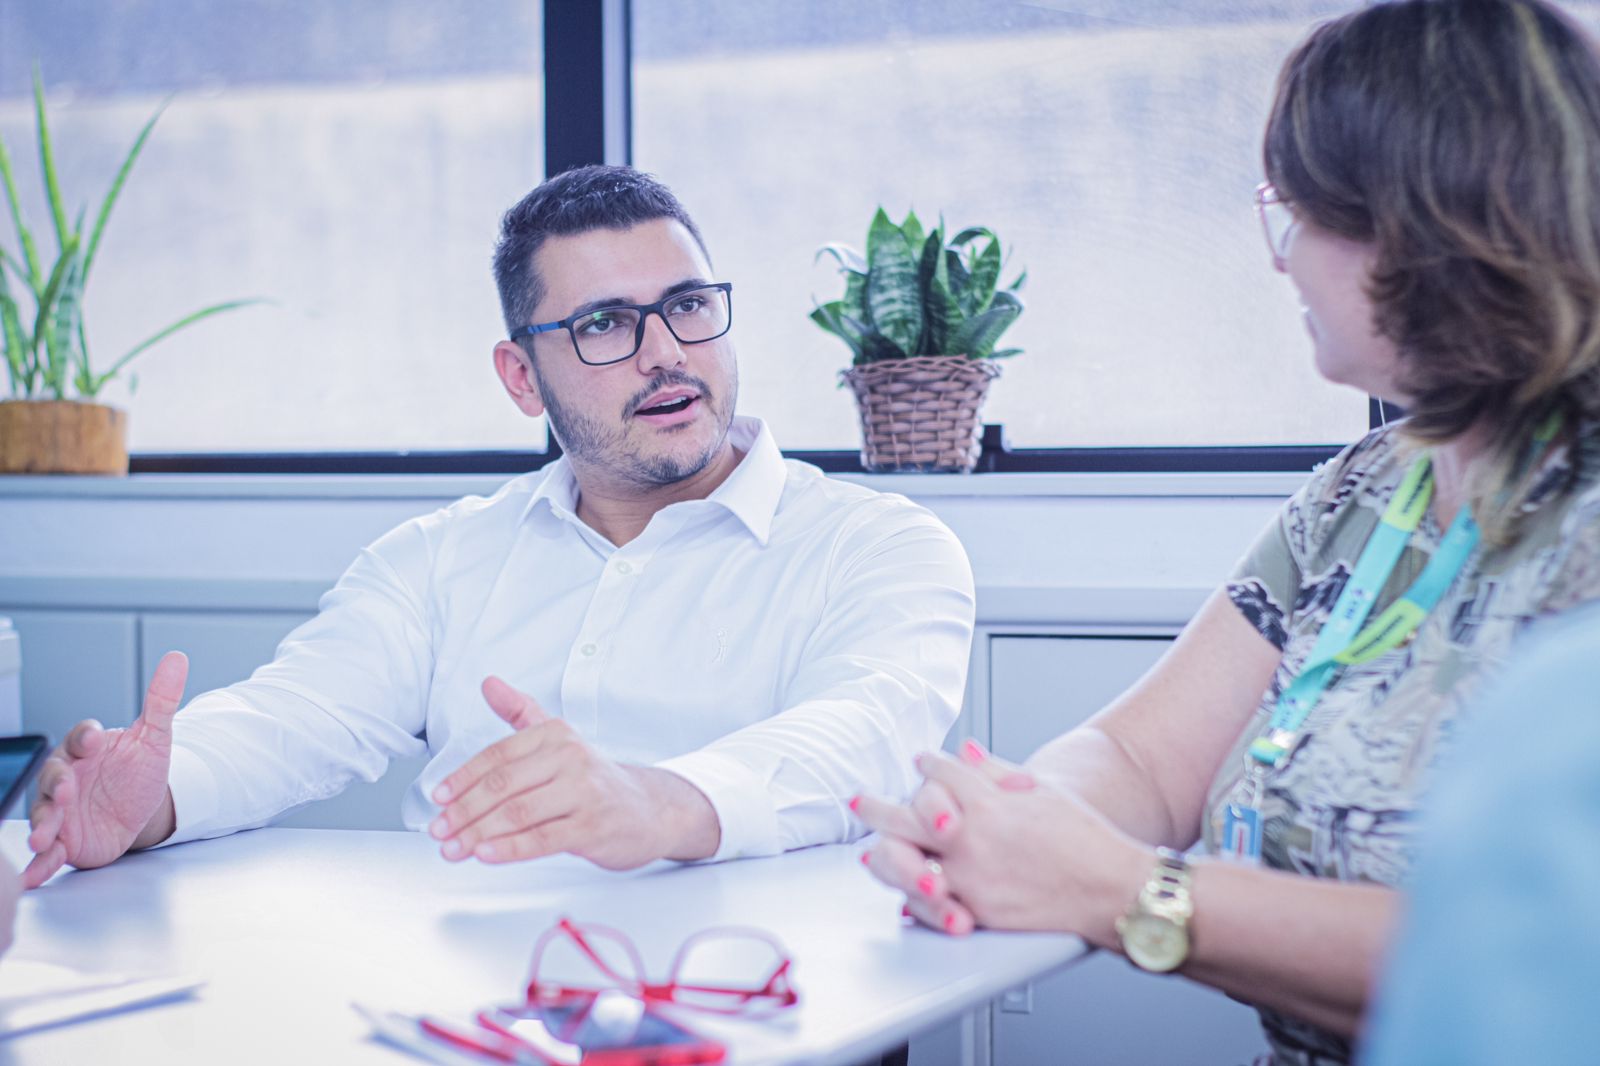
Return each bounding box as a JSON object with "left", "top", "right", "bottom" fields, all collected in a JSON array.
[
  {"left": 860, "top": 852, "right": 872, "bottom": 867},
  {"left": 901, "top": 904, "right": 913, "bottom": 918},
  {"left": 848, "top": 795, "right": 862, "bottom": 813},
  {"left": 944, "top": 912, "right": 959, "bottom": 933},
  {"left": 961, "top": 739, "right": 987, "bottom": 764},
  {"left": 917, "top": 874, "right": 937, "bottom": 896},
  {"left": 933, "top": 811, "right": 952, "bottom": 832}
]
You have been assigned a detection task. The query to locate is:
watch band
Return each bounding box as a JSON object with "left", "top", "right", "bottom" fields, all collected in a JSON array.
[
  {"left": 1117, "top": 846, "right": 1195, "bottom": 973},
  {"left": 1147, "top": 846, "right": 1191, "bottom": 904}
]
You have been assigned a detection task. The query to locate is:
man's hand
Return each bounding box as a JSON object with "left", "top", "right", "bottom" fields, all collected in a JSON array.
[
  {"left": 429, "top": 676, "right": 720, "bottom": 870},
  {"left": 23, "top": 652, "right": 188, "bottom": 889}
]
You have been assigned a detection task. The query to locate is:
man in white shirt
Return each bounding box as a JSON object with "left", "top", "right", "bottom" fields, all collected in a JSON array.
[{"left": 21, "top": 165, "right": 976, "bottom": 887}]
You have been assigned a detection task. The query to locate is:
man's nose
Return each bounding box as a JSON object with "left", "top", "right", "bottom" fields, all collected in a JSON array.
[{"left": 635, "top": 312, "right": 687, "bottom": 373}]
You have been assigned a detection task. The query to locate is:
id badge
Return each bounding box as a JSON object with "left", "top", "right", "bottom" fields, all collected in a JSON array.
[{"left": 1221, "top": 803, "right": 1263, "bottom": 864}]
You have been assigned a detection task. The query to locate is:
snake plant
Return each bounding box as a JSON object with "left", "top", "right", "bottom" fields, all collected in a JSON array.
[
  {"left": 0, "top": 68, "right": 258, "bottom": 401},
  {"left": 811, "top": 207, "right": 1025, "bottom": 365}
]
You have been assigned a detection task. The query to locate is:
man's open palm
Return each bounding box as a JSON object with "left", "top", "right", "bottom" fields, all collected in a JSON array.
[{"left": 23, "top": 652, "right": 188, "bottom": 888}]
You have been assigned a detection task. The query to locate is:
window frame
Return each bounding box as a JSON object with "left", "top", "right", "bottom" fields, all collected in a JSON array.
[{"left": 124, "top": 0, "right": 1386, "bottom": 477}]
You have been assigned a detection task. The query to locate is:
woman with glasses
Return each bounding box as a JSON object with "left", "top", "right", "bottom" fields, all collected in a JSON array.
[{"left": 855, "top": 1, "right": 1600, "bottom": 1062}]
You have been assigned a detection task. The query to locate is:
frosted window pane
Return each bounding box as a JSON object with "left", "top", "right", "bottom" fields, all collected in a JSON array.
[
  {"left": 0, "top": 0, "right": 546, "bottom": 453},
  {"left": 634, "top": 1, "right": 1377, "bottom": 449}
]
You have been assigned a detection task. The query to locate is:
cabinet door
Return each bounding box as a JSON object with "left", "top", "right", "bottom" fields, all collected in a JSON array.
[
  {"left": 987, "top": 636, "right": 1267, "bottom": 1066},
  {"left": 141, "top": 612, "right": 428, "bottom": 831},
  {"left": 7, "top": 609, "right": 139, "bottom": 737},
  {"left": 989, "top": 635, "right": 1172, "bottom": 761}
]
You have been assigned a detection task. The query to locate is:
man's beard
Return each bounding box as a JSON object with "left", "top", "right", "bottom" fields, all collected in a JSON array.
[{"left": 533, "top": 362, "right": 737, "bottom": 488}]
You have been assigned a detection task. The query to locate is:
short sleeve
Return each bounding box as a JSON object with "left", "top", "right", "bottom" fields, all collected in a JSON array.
[
  {"left": 1222, "top": 464, "right": 1324, "bottom": 646},
  {"left": 1228, "top": 507, "right": 1300, "bottom": 652}
]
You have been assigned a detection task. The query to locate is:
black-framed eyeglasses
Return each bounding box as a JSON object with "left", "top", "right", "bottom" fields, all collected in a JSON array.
[{"left": 509, "top": 282, "right": 734, "bottom": 367}]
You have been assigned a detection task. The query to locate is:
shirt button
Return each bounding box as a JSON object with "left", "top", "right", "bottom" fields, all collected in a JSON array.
[
  {"left": 581, "top": 643, "right": 598, "bottom": 657},
  {"left": 616, "top": 561, "right": 633, "bottom": 575}
]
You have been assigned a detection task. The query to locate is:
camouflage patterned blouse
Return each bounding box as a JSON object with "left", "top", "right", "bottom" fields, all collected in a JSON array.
[{"left": 1203, "top": 418, "right": 1600, "bottom": 1065}]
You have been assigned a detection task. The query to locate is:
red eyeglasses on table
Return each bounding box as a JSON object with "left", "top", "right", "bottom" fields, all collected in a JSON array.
[{"left": 417, "top": 915, "right": 798, "bottom": 1065}]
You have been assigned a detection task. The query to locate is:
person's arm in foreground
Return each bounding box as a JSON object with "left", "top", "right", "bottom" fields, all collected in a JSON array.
[
  {"left": 857, "top": 590, "right": 1400, "bottom": 1039},
  {"left": 1363, "top": 610, "right": 1600, "bottom": 1064},
  {"left": 429, "top": 510, "right": 975, "bottom": 868}
]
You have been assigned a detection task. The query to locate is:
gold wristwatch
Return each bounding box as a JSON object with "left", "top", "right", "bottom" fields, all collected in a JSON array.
[{"left": 1115, "top": 847, "right": 1194, "bottom": 973}]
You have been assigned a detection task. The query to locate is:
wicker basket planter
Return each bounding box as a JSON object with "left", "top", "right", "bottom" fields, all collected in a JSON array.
[
  {"left": 0, "top": 400, "right": 129, "bottom": 475},
  {"left": 840, "top": 355, "right": 1001, "bottom": 473}
]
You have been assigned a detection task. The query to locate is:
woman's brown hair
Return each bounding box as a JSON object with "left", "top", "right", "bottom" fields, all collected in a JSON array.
[{"left": 1265, "top": 0, "right": 1600, "bottom": 540}]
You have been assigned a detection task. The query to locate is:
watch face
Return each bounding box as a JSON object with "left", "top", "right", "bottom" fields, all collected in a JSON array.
[{"left": 1123, "top": 913, "right": 1189, "bottom": 973}]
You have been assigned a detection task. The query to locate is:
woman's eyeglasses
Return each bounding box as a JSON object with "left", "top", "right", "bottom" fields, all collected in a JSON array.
[{"left": 1254, "top": 182, "right": 1297, "bottom": 271}]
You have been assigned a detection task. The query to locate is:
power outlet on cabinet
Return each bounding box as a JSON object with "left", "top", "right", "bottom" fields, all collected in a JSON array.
[{"left": 999, "top": 983, "right": 1033, "bottom": 1014}]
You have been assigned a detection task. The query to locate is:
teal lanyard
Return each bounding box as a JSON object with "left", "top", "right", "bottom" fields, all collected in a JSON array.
[{"left": 1247, "top": 455, "right": 1480, "bottom": 769}]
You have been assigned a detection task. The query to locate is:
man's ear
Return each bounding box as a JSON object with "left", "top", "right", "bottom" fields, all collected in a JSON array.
[{"left": 493, "top": 341, "right": 548, "bottom": 418}]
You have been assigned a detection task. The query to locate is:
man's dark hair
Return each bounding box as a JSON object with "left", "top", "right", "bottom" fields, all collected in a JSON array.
[{"left": 493, "top": 164, "right": 710, "bottom": 336}]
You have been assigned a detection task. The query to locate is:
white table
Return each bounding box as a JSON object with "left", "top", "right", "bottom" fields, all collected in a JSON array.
[{"left": 0, "top": 823, "right": 1085, "bottom": 1065}]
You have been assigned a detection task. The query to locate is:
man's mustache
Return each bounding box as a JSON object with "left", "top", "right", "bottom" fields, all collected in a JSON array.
[{"left": 623, "top": 372, "right": 713, "bottom": 419}]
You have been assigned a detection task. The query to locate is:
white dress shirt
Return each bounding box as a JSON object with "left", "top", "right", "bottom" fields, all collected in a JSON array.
[{"left": 166, "top": 417, "right": 976, "bottom": 860}]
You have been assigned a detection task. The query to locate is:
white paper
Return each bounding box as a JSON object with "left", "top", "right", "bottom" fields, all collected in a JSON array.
[{"left": 0, "top": 958, "right": 202, "bottom": 1038}]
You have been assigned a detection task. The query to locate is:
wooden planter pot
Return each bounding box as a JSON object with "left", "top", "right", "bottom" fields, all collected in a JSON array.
[
  {"left": 0, "top": 400, "right": 129, "bottom": 475},
  {"left": 840, "top": 355, "right": 1001, "bottom": 473}
]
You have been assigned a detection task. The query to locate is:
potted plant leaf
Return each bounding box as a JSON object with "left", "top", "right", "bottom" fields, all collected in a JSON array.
[
  {"left": 0, "top": 70, "right": 258, "bottom": 474},
  {"left": 811, "top": 207, "right": 1025, "bottom": 473}
]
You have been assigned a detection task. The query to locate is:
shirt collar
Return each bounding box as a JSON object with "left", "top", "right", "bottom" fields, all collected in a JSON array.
[
  {"left": 521, "top": 452, "right": 582, "bottom": 525},
  {"left": 519, "top": 415, "right": 787, "bottom": 546},
  {"left": 705, "top": 416, "right": 786, "bottom": 546}
]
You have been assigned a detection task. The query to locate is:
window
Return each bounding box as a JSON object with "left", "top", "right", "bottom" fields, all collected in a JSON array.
[
  {"left": 18, "top": 1, "right": 1573, "bottom": 468},
  {"left": 632, "top": 1, "right": 1371, "bottom": 450},
  {"left": 0, "top": 0, "right": 545, "bottom": 453}
]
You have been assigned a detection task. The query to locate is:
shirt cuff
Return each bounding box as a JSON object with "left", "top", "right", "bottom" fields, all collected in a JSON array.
[
  {"left": 654, "top": 749, "right": 782, "bottom": 863},
  {"left": 161, "top": 743, "right": 223, "bottom": 847}
]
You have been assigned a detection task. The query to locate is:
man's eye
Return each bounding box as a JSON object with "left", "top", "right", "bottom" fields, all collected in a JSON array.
[
  {"left": 576, "top": 313, "right": 621, "bottom": 336},
  {"left": 667, "top": 295, "right": 706, "bottom": 316}
]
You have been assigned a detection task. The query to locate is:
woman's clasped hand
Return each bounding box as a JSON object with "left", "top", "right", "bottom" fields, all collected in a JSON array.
[{"left": 854, "top": 740, "right": 1151, "bottom": 949}]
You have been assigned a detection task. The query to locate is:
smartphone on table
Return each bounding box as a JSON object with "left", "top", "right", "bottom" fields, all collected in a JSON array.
[
  {"left": 420, "top": 989, "right": 725, "bottom": 1066},
  {"left": 0, "top": 735, "right": 49, "bottom": 818}
]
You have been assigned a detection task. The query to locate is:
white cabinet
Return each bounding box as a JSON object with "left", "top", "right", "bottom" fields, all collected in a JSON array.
[
  {"left": 9, "top": 609, "right": 139, "bottom": 740},
  {"left": 988, "top": 634, "right": 1172, "bottom": 757}
]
